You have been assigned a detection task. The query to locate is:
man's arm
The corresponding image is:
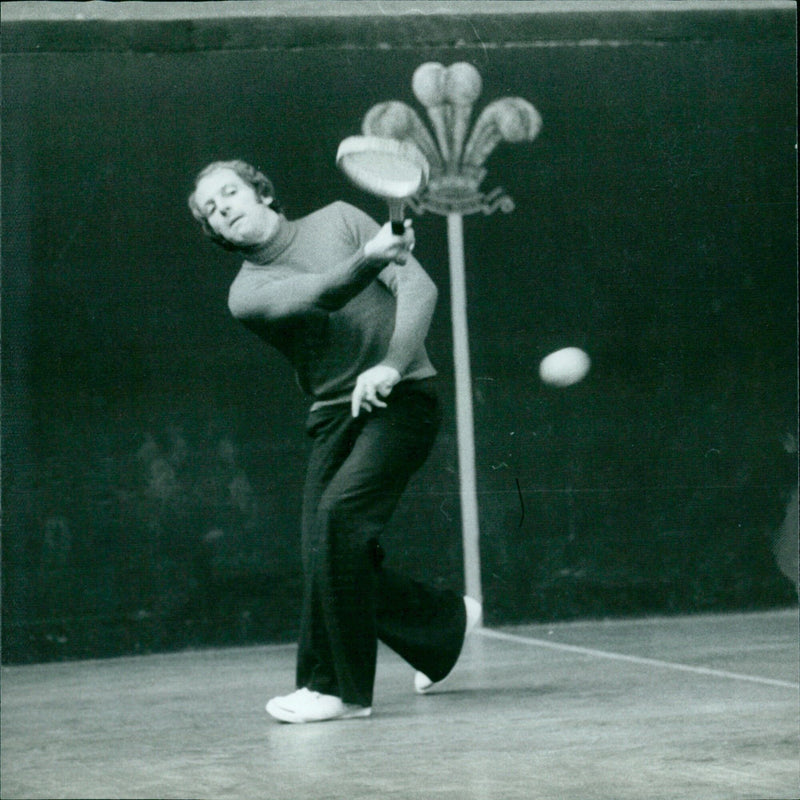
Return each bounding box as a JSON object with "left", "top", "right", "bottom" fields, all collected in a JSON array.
[
  {"left": 228, "top": 223, "right": 414, "bottom": 322},
  {"left": 379, "top": 258, "right": 438, "bottom": 375},
  {"left": 350, "top": 256, "right": 438, "bottom": 417}
]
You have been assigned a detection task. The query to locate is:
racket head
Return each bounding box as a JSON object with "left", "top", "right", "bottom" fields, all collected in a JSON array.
[{"left": 336, "top": 136, "right": 429, "bottom": 201}]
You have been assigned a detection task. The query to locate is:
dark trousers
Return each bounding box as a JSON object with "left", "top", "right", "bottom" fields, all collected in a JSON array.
[{"left": 296, "top": 380, "right": 466, "bottom": 707}]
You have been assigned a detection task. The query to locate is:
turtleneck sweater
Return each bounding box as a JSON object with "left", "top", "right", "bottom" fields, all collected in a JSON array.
[{"left": 227, "top": 201, "right": 437, "bottom": 406}]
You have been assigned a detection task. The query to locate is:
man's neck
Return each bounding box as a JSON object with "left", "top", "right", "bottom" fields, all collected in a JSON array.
[{"left": 244, "top": 215, "right": 297, "bottom": 264}]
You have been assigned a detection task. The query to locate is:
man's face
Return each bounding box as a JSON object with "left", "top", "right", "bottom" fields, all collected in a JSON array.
[{"left": 194, "top": 168, "right": 277, "bottom": 247}]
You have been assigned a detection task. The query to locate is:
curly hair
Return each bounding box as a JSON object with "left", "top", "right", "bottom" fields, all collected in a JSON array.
[{"left": 188, "top": 160, "right": 283, "bottom": 251}]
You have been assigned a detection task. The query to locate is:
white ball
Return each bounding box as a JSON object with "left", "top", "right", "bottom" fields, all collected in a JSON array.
[{"left": 539, "top": 347, "right": 591, "bottom": 387}]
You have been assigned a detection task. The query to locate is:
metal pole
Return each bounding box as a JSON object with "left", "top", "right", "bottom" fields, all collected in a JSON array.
[{"left": 446, "top": 212, "right": 482, "bottom": 605}]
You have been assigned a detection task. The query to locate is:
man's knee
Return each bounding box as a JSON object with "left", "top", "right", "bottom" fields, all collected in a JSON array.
[{"left": 312, "top": 498, "right": 384, "bottom": 565}]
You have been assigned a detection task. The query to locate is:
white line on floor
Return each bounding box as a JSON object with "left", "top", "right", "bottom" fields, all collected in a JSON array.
[{"left": 478, "top": 628, "right": 799, "bottom": 689}]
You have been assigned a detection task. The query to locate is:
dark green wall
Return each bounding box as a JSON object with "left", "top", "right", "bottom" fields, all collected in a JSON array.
[{"left": 2, "top": 5, "right": 797, "bottom": 663}]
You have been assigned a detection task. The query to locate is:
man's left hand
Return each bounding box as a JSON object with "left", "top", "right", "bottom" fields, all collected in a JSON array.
[{"left": 351, "top": 365, "right": 401, "bottom": 417}]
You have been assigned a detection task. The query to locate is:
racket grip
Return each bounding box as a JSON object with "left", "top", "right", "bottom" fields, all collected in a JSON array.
[{"left": 388, "top": 199, "right": 405, "bottom": 235}]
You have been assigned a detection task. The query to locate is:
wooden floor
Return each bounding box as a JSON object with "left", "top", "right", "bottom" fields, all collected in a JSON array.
[{"left": 2, "top": 609, "right": 798, "bottom": 800}]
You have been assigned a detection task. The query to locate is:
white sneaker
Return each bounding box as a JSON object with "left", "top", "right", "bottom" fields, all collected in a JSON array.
[
  {"left": 266, "top": 688, "right": 372, "bottom": 724},
  {"left": 414, "top": 596, "right": 482, "bottom": 694}
]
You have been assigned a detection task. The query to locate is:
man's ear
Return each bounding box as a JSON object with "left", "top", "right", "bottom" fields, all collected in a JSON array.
[{"left": 262, "top": 195, "right": 274, "bottom": 206}]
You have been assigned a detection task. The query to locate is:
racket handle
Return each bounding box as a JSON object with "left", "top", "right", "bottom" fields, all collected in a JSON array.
[{"left": 388, "top": 198, "right": 406, "bottom": 235}]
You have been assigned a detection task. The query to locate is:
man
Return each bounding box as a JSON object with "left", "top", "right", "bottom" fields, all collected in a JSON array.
[{"left": 189, "top": 160, "right": 481, "bottom": 723}]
